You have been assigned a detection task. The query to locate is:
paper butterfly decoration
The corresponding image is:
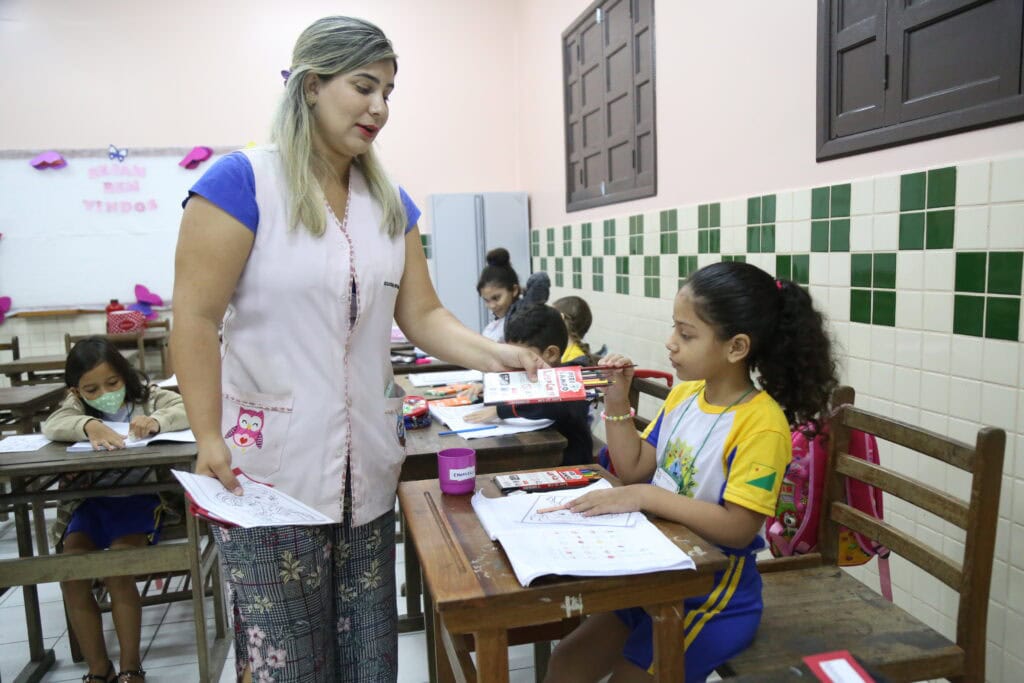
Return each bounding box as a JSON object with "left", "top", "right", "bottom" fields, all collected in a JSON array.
[
  {"left": 0, "top": 297, "right": 11, "bottom": 325},
  {"left": 281, "top": 69, "right": 291, "bottom": 85},
  {"left": 108, "top": 144, "right": 128, "bottom": 162},
  {"left": 179, "top": 146, "right": 213, "bottom": 170},
  {"left": 29, "top": 151, "right": 67, "bottom": 169},
  {"left": 127, "top": 284, "right": 164, "bottom": 320}
]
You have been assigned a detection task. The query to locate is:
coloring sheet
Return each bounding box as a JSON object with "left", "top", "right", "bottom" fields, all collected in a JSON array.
[
  {"left": 429, "top": 402, "right": 552, "bottom": 439},
  {"left": 0, "top": 433, "right": 52, "bottom": 453},
  {"left": 172, "top": 470, "right": 334, "bottom": 528},
  {"left": 520, "top": 491, "right": 638, "bottom": 527}
]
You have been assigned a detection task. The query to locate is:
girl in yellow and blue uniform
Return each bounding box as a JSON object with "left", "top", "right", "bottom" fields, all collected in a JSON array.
[{"left": 544, "top": 261, "right": 838, "bottom": 683}]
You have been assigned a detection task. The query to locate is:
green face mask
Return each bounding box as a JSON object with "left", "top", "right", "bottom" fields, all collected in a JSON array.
[{"left": 82, "top": 386, "right": 126, "bottom": 414}]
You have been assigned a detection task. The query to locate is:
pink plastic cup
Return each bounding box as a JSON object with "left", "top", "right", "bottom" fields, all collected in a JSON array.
[{"left": 438, "top": 447, "right": 476, "bottom": 495}]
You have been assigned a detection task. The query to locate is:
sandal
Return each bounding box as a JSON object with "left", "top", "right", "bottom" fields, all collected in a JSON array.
[
  {"left": 118, "top": 669, "right": 146, "bottom": 682},
  {"left": 82, "top": 660, "right": 116, "bottom": 682}
]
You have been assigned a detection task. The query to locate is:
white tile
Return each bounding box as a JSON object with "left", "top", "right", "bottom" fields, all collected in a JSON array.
[
  {"left": 981, "top": 383, "right": 1018, "bottom": 433},
  {"left": 895, "top": 290, "right": 923, "bottom": 329},
  {"left": 849, "top": 215, "right": 872, "bottom": 251},
  {"left": 827, "top": 286, "right": 850, "bottom": 323},
  {"left": 869, "top": 326, "right": 895, "bottom": 360},
  {"left": 869, "top": 361, "right": 894, "bottom": 400},
  {"left": 809, "top": 254, "right": 829, "bottom": 286},
  {"left": 947, "top": 377, "right": 982, "bottom": 422},
  {"left": 989, "top": 204, "right": 1024, "bottom": 249},
  {"left": 919, "top": 372, "right": 950, "bottom": 414},
  {"left": 950, "top": 335, "right": 983, "bottom": 380},
  {"left": 982, "top": 339, "right": 1020, "bottom": 387},
  {"left": 923, "top": 251, "right": 954, "bottom": 291},
  {"left": 791, "top": 220, "right": 811, "bottom": 252},
  {"left": 894, "top": 330, "right": 922, "bottom": 368},
  {"left": 872, "top": 213, "right": 899, "bottom": 251},
  {"left": 991, "top": 157, "right": 1024, "bottom": 203},
  {"left": 722, "top": 199, "right": 745, "bottom": 227},
  {"left": 844, "top": 357, "right": 871, "bottom": 389},
  {"left": 827, "top": 253, "right": 849, "bottom": 287},
  {"left": 849, "top": 179, "right": 874, "bottom": 216},
  {"left": 792, "top": 189, "right": 811, "bottom": 221},
  {"left": 892, "top": 367, "right": 921, "bottom": 407},
  {"left": 956, "top": 160, "right": 991, "bottom": 205},
  {"left": 775, "top": 192, "right": 793, "bottom": 222},
  {"left": 774, "top": 222, "right": 793, "bottom": 254},
  {"left": 921, "top": 292, "right": 953, "bottom": 333},
  {"left": 874, "top": 175, "right": 900, "bottom": 213},
  {"left": 679, "top": 205, "right": 698, "bottom": 230},
  {"left": 848, "top": 323, "right": 872, "bottom": 359},
  {"left": 918, "top": 409, "right": 948, "bottom": 436},
  {"left": 953, "top": 207, "right": 988, "bottom": 249}
]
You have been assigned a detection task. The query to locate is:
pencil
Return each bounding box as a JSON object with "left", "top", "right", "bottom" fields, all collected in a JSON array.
[
  {"left": 437, "top": 425, "right": 498, "bottom": 436},
  {"left": 536, "top": 503, "right": 572, "bottom": 514}
]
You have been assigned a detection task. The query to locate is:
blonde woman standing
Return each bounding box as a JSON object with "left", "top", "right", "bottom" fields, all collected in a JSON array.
[{"left": 171, "top": 16, "right": 544, "bottom": 682}]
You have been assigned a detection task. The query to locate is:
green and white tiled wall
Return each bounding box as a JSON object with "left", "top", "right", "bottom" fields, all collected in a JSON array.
[
  {"left": 532, "top": 154, "right": 1024, "bottom": 681},
  {"left": 534, "top": 156, "right": 1024, "bottom": 343}
]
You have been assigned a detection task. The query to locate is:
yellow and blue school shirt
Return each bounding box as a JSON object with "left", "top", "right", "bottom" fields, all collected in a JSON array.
[{"left": 642, "top": 380, "right": 791, "bottom": 553}]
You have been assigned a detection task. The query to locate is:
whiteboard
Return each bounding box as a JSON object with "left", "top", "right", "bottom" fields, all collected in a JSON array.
[{"left": 0, "top": 147, "right": 231, "bottom": 310}]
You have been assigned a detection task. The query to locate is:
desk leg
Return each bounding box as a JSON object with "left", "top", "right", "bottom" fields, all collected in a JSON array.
[
  {"left": 187, "top": 513, "right": 212, "bottom": 682},
  {"left": 646, "top": 601, "right": 685, "bottom": 683},
  {"left": 31, "top": 501, "right": 50, "bottom": 556},
  {"left": 475, "top": 628, "right": 510, "bottom": 683},
  {"left": 398, "top": 510, "right": 424, "bottom": 632},
  {"left": 14, "top": 499, "right": 56, "bottom": 681}
]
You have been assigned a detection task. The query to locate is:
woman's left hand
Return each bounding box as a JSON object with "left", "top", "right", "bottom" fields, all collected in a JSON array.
[
  {"left": 491, "top": 343, "right": 548, "bottom": 380},
  {"left": 464, "top": 406, "right": 498, "bottom": 423},
  {"left": 129, "top": 416, "right": 160, "bottom": 439},
  {"left": 568, "top": 484, "right": 648, "bottom": 517}
]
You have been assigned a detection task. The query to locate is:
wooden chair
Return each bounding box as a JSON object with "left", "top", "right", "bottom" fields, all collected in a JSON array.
[
  {"left": 65, "top": 332, "right": 144, "bottom": 374},
  {"left": 145, "top": 318, "right": 172, "bottom": 378},
  {"left": 628, "top": 370, "right": 674, "bottom": 432},
  {"left": 1, "top": 335, "right": 21, "bottom": 363},
  {"left": 718, "top": 386, "right": 1005, "bottom": 682}
]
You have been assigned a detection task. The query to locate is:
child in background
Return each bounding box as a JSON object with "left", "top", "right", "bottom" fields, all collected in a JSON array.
[
  {"left": 543, "top": 262, "right": 838, "bottom": 683},
  {"left": 42, "top": 336, "right": 189, "bottom": 683},
  {"left": 465, "top": 303, "right": 593, "bottom": 466},
  {"left": 553, "top": 295, "right": 593, "bottom": 364},
  {"left": 477, "top": 247, "right": 550, "bottom": 342}
]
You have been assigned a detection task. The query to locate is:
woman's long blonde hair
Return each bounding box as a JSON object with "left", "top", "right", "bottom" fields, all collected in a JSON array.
[{"left": 271, "top": 16, "right": 406, "bottom": 238}]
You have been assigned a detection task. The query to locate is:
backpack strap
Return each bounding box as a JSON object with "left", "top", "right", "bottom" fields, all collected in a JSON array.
[{"left": 877, "top": 553, "right": 893, "bottom": 602}]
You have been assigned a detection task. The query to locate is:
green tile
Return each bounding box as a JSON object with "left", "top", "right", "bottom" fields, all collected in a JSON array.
[
  {"left": 616, "top": 275, "right": 629, "bottom": 295},
  {"left": 873, "top": 253, "right": 897, "bottom": 289},
  {"left": 851, "top": 254, "right": 872, "bottom": 287},
  {"left": 582, "top": 222, "right": 592, "bottom": 239},
  {"left": 747, "top": 226, "right": 761, "bottom": 253},
  {"left": 563, "top": 241, "right": 571, "bottom": 256},
  {"left": 546, "top": 227, "right": 555, "bottom": 256},
  {"left": 710, "top": 203, "right": 721, "bottom": 228},
  {"left": 955, "top": 252, "right": 987, "bottom": 293},
  {"left": 593, "top": 273, "right": 604, "bottom": 292},
  {"left": 616, "top": 256, "right": 629, "bottom": 275},
  {"left": 811, "top": 186, "right": 830, "bottom": 219},
  {"left": 872, "top": 290, "right": 896, "bottom": 326},
  {"left": 709, "top": 229, "right": 721, "bottom": 253},
  {"left": 830, "top": 219, "right": 850, "bottom": 252},
  {"left": 747, "top": 197, "right": 761, "bottom": 225},
  {"left": 811, "top": 220, "right": 830, "bottom": 252},
  {"left": 572, "top": 273, "right": 582, "bottom": 289},
  {"left": 776, "top": 254, "right": 792, "bottom": 280},
  {"left": 762, "top": 195, "right": 776, "bottom": 223},
  {"left": 900, "top": 172, "right": 926, "bottom": 211},
  {"left": 563, "top": 225, "right": 572, "bottom": 241},
  {"left": 762, "top": 224, "right": 775, "bottom": 253},
  {"left": 988, "top": 252, "right": 1023, "bottom": 295},
  {"left": 629, "top": 235, "right": 643, "bottom": 255},
  {"left": 925, "top": 210, "right": 954, "bottom": 249},
  {"left": 646, "top": 278, "right": 660, "bottom": 298},
  {"left": 633, "top": 214, "right": 644, "bottom": 232},
  {"left": 830, "top": 184, "right": 851, "bottom": 217},
  {"left": 582, "top": 239, "right": 592, "bottom": 257},
  {"left": 953, "top": 295, "right": 985, "bottom": 337},
  {"left": 698, "top": 230, "right": 709, "bottom": 254},
  {"left": 985, "top": 297, "right": 1020, "bottom": 341},
  {"left": 792, "top": 254, "right": 810, "bottom": 285},
  {"left": 698, "top": 204, "right": 709, "bottom": 229},
  {"left": 592, "top": 256, "right": 604, "bottom": 292},
  {"left": 645, "top": 255, "right": 660, "bottom": 276},
  {"left": 531, "top": 232, "right": 539, "bottom": 257},
  {"left": 927, "top": 167, "right": 956, "bottom": 209},
  {"left": 604, "top": 218, "right": 615, "bottom": 237},
  {"left": 850, "top": 289, "right": 872, "bottom": 323},
  {"left": 540, "top": 257, "right": 548, "bottom": 272},
  {"left": 899, "top": 213, "right": 925, "bottom": 250},
  {"left": 604, "top": 238, "right": 615, "bottom": 255}
]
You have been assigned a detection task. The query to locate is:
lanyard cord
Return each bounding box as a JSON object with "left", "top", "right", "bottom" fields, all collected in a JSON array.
[{"left": 662, "top": 383, "right": 755, "bottom": 467}]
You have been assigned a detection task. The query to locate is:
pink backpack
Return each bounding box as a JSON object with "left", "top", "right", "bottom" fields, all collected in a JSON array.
[{"left": 767, "top": 425, "right": 892, "bottom": 601}]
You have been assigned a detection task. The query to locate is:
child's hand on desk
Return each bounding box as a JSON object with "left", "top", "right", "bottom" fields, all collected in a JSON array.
[
  {"left": 566, "top": 484, "right": 647, "bottom": 517},
  {"left": 464, "top": 406, "right": 498, "bottom": 423},
  {"left": 129, "top": 416, "right": 160, "bottom": 439},
  {"left": 84, "top": 420, "right": 126, "bottom": 451}
]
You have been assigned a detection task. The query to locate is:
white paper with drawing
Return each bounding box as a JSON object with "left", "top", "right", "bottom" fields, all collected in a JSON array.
[
  {"left": 66, "top": 421, "right": 196, "bottom": 452},
  {"left": 172, "top": 470, "right": 333, "bottom": 528},
  {"left": 472, "top": 479, "right": 694, "bottom": 586},
  {"left": 429, "top": 403, "right": 552, "bottom": 439}
]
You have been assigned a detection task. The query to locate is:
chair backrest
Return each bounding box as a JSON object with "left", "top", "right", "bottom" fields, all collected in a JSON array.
[
  {"left": 821, "top": 386, "right": 1005, "bottom": 680},
  {"left": 145, "top": 318, "right": 170, "bottom": 331},
  {"left": 0, "top": 336, "right": 19, "bottom": 361},
  {"left": 65, "top": 332, "right": 147, "bottom": 374},
  {"left": 628, "top": 372, "right": 674, "bottom": 432}
]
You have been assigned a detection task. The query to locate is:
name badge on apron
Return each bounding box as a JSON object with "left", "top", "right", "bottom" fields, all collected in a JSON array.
[{"left": 652, "top": 466, "right": 680, "bottom": 493}]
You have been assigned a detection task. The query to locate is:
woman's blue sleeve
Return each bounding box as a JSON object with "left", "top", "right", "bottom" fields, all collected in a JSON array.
[
  {"left": 400, "top": 187, "right": 421, "bottom": 233},
  {"left": 182, "top": 152, "right": 259, "bottom": 233}
]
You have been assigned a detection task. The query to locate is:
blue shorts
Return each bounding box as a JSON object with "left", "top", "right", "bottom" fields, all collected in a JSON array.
[
  {"left": 617, "top": 552, "right": 762, "bottom": 682},
  {"left": 64, "top": 495, "right": 164, "bottom": 549}
]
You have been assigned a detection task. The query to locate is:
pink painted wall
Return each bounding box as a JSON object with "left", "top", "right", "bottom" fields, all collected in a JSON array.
[{"left": 512, "top": 1, "right": 1024, "bottom": 228}]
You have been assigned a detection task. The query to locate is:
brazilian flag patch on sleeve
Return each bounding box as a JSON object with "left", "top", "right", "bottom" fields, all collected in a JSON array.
[{"left": 744, "top": 462, "right": 778, "bottom": 492}]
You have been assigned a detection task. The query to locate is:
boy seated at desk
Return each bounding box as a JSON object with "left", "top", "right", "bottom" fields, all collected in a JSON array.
[{"left": 464, "top": 303, "right": 593, "bottom": 465}]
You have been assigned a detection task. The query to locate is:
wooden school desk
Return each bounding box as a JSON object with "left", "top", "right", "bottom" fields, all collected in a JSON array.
[
  {"left": 0, "top": 441, "right": 230, "bottom": 683},
  {"left": 0, "top": 383, "right": 65, "bottom": 434},
  {"left": 0, "top": 354, "right": 67, "bottom": 386},
  {"left": 396, "top": 373, "right": 568, "bottom": 634},
  {"left": 398, "top": 469, "right": 729, "bottom": 683}
]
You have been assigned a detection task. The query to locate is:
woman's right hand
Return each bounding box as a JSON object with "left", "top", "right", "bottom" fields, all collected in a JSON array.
[
  {"left": 84, "top": 420, "right": 126, "bottom": 451},
  {"left": 196, "top": 438, "right": 243, "bottom": 495},
  {"left": 598, "top": 353, "right": 636, "bottom": 406}
]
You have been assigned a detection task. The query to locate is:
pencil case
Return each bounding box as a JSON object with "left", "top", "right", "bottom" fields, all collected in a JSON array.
[{"left": 403, "top": 396, "right": 432, "bottom": 429}]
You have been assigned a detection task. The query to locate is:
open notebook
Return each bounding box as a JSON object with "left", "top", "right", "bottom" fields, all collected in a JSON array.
[
  {"left": 472, "top": 479, "right": 695, "bottom": 586},
  {"left": 66, "top": 421, "right": 196, "bottom": 452}
]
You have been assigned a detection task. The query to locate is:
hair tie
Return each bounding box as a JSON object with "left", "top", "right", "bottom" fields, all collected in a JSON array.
[
  {"left": 281, "top": 69, "right": 291, "bottom": 86},
  {"left": 776, "top": 279, "right": 783, "bottom": 291}
]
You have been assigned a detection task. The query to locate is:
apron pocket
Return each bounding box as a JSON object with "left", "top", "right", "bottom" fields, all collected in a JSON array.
[{"left": 221, "top": 385, "right": 294, "bottom": 478}]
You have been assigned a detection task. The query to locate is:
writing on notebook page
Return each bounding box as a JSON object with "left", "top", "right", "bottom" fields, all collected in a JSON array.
[{"left": 522, "top": 493, "right": 637, "bottom": 527}]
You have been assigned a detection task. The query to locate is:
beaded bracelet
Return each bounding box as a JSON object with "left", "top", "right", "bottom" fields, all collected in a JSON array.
[{"left": 601, "top": 407, "right": 636, "bottom": 422}]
